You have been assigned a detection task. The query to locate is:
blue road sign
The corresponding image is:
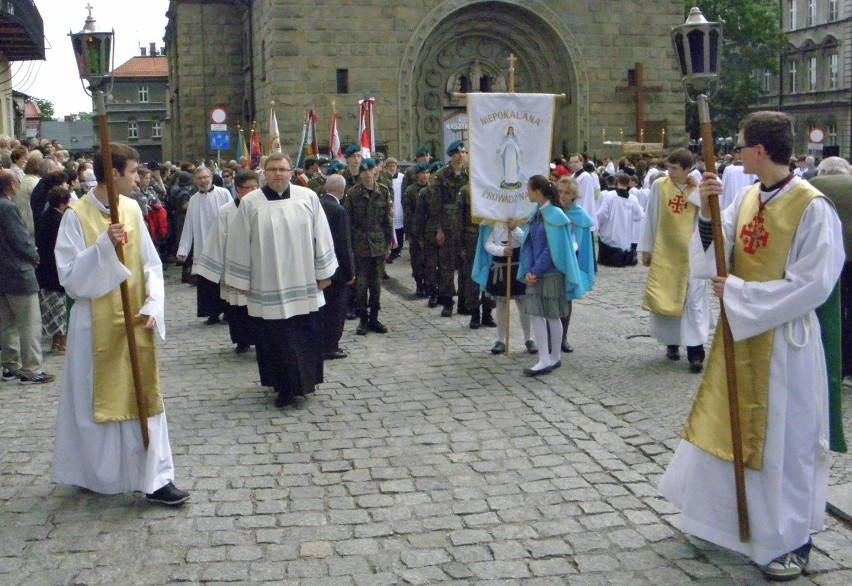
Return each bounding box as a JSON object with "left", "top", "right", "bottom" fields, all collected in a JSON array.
[{"left": 210, "top": 132, "right": 230, "bottom": 150}]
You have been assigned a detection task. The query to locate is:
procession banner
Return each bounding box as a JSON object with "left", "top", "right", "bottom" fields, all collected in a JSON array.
[{"left": 468, "top": 93, "right": 555, "bottom": 221}]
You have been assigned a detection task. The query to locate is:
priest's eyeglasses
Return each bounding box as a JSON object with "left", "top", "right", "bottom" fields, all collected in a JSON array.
[
  {"left": 732, "top": 144, "right": 756, "bottom": 154},
  {"left": 266, "top": 166, "right": 292, "bottom": 173}
]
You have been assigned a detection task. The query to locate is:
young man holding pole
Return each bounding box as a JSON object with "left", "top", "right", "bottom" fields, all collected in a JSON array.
[
  {"left": 52, "top": 143, "right": 189, "bottom": 505},
  {"left": 658, "top": 111, "right": 844, "bottom": 580}
]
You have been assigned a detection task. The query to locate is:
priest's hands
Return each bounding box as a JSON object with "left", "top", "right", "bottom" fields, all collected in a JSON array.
[
  {"left": 136, "top": 313, "right": 156, "bottom": 330},
  {"left": 711, "top": 275, "right": 727, "bottom": 299},
  {"left": 107, "top": 223, "right": 126, "bottom": 246}
]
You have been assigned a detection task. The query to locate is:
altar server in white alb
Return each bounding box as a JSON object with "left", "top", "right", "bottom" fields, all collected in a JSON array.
[
  {"left": 52, "top": 143, "right": 189, "bottom": 506},
  {"left": 177, "top": 166, "right": 233, "bottom": 324},
  {"left": 659, "top": 111, "right": 844, "bottom": 581},
  {"left": 638, "top": 148, "right": 713, "bottom": 373},
  {"left": 223, "top": 153, "right": 337, "bottom": 409}
]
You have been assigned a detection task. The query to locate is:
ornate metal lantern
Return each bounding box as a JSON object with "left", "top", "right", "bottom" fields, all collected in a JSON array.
[
  {"left": 671, "top": 7, "right": 722, "bottom": 99},
  {"left": 68, "top": 6, "right": 114, "bottom": 91}
]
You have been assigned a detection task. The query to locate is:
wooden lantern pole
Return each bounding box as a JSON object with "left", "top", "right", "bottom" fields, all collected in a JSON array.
[
  {"left": 95, "top": 91, "right": 149, "bottom": 449},
  {"left": 697, "top": 94, "right": 749, "bottom": 542},
  {"left": 502, "top": 54, "right": 517, "bottom": 354}
]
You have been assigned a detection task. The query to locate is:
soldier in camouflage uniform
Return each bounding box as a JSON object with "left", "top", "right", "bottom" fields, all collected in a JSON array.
[
  {"left": 304, "top": 157, "right": 329, "bottom": 195},
  {"left": 428, "top": 140, "right": 468, "bottom": 317},
  {"left": 310, "top": 160, "right": 344, "bottom": 195},
  {"left": 341, "top": 145, "right": 362, "bottom": 191},
  {"left": 343, "top": 158, "right": 393, "bottom": 335},
  {"left": 401, "top": 146, "right": 432, "bottom": 196},
  {"left": 403, "top": 163, "right": 431, "bottom": 297},
  {"left": 457, "top": 184, "right": 497, "bottom": 329},
  {"left": 420, "top": 162, "right": 444, "bottom": 307}
]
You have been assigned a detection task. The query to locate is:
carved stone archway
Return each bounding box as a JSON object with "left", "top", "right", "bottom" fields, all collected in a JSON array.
[{"left": 398, "top": 0, "right": 588, "bottom": 158}]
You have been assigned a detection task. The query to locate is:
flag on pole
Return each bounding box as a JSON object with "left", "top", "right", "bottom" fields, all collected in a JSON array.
[
  {"left": 304, "top": 109, "right": 318, "bottom": 159},
  {"left": 236, "top": 123, "right": 249, "bottom": 164},
  {"left": 250, "top": 122, "right": 262, "bottom": 169},
  {"left": 329, "top": 110, "right": 342, "bottom": 160},
  {"left": 358, "top": 97, "right": 375, "bottom": 158},
  {"left": 267, "top": 101, "right": 281, "bottom": 155}
]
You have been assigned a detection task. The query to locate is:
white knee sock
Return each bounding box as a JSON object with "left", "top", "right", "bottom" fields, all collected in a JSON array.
[
  {"left": 547, "top": 317, "right": 563, "bottom": 364},
  {"left": 529, "top": 315, "right": 551, "bottom": 370}
]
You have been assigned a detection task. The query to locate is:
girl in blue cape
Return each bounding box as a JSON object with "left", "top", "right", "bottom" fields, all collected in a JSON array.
[
  {"left": 518, "top": 175, "right": 589, "bottom": 376},
  {"left": 556, "top": 176, "right": 596, "bottom": 353},
  {"left": 471, "top": 219, "right": 537, "bottom": 355}
]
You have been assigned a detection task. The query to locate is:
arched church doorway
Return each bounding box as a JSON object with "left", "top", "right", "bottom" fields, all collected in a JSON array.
[{"left": 398, "top": 0, "right": 584, "bottom": 160}]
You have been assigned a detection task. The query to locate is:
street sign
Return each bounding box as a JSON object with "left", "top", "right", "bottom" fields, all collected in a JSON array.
[
  {"left": 210, "top": 108, "right": 227, "bottom": 124},
  {"left": 209, "top": 132, "right": 230, "bottom": 150},
  {"left": 210, "top": 123, "right": 227, "bottom": 132},
  {"left": 808, "top": 128, "right": 824, "bottom": 144}
]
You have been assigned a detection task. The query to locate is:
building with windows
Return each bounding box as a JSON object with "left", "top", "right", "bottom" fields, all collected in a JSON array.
[
  {"left": 754, "top": 0, "right": 851, "bottom": 159},
  {"left": 103, "top": 46, "right": 169, "bottom": 163},
  {"left": 0, "top": 0, "right": 45, "bottom": 140}
]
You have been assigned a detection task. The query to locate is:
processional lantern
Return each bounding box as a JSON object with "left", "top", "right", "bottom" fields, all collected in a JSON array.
[
  {"left": 671, "top": 6, "right": 722, "bottom": 100},
  {"left": 69, "top": 5, "right": 115, "bottom": 93}
]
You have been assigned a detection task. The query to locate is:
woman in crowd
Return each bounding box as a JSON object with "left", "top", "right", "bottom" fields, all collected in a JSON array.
[{"left": 35, "top": 187, "right": 72, "bottom": 354}]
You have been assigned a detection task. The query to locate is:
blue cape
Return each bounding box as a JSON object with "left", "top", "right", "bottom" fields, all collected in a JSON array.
[
  {"left": 517, "top": 204, "right": 588, "bottom": 301},
  {"left": 564, "top": 204, "right": 596, "bottom": 297}
]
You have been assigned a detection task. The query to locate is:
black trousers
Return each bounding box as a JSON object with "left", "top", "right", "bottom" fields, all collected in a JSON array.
[
  {"left": 319, "top": 281, "right": 348, "bottom": 353},
  {"left": 842, "top": 262, "right": 851, "bottom": 377},
  {"left": 196, "top": 275, "right": 227, "bottom": 317},
  {"left": 226, "top": 304, "right": 253, "bottom": 346}
]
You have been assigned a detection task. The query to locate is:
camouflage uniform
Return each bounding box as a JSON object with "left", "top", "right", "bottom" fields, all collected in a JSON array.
[
  {"left": 417, "top": 181, "right": 440, "bottom": 302},
  {"left": 404, "top": 180, "right": 429, "bottom": 292},
  {"left": 341, "top": 167, "right": 360, "bottom": 191},
  {"left": 306, "top": 174, "right": 326, "bottom": 196},
  {"left": 428, "top": 163, "right": 468, "bottom": 308},
  {"left": 457, "top": 185, "right": 496, "bottom": 326},
  {"left": 343, "top": 181, "right": 393, "bottom": 321}
]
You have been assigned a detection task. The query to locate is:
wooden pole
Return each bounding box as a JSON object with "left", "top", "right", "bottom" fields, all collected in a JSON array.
[
  {"left": 503, "top": 54, "right": 517, "bottom": 353},
  {"left": 94, "top": 91, "right": 149, "bottom": 449},
  {"left": 697, "top": 94, "right": 749, "bottom": 542}
]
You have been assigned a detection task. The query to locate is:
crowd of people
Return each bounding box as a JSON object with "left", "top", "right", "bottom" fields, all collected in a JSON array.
[{"left": 0, "top": 112, "right": 849, "bottom": 580}]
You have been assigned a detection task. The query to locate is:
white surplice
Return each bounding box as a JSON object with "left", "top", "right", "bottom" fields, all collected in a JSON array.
[
  {"left": 658, "top": 177, "right": 845, "bottom": 565},
  {"left": 178, "top": 186, "right": 233, "bottom": 260},
  {"left": 391, "top": 173, "right": 404, "bottom": 231},
  {"left": 193, "top": 199, "right": 246, "bottom": 306},
  {"left": 575, "top": 171, "right": 598, "bottom": 231},
  {"left": 597, "top": 191, "right": 644, "bottom": 251},
  {"left": 638, "top": 178, "right": 713, "bottom": 347},
  {"left": 52, "top": 192, "right": 174, "bottom": 495},
  {"left": 223, "top": 186, "right": 337, "bottom": 320},
  {"left": 720, "top": 164, "right": 758, "bottom": 212}
]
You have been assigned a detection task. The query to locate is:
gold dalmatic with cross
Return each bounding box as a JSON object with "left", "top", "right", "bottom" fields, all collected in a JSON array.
[
  {"left": 667, "top": 192, "right": 688, "bottom": 214},
  {"left": 739, "top": 212, "right": 770, "bottom": 254}
]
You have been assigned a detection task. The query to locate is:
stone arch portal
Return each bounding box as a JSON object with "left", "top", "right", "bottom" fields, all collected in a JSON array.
[{"left": 398, "top": 0, "right": 587, "bottom": 160}]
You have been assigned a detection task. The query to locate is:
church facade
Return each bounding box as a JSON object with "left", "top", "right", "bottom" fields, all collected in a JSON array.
[{"left": 164, "top": 0, "right": 687, "bottom": 163}]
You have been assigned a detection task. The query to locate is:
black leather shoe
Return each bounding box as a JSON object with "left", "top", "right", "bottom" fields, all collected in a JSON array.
[
  {"left": 324, "top": 349, "right": 348, "bottom": 360},
  {"left": 491, "top": 341, "right": 506, "bottom": 354},
  {"left": 561, "top": 341, "right": 574, "bottom": 353},
  {"left": 368, "top": 320, "right": 388, "bottom": 334},
  {"left": 688, "top": 359, "right": 703, "bottom": 373},
  {"left": 481, "top": 312, "right": 497, "bottom": 327},
  {"left": 440, "top": 304, "right": 454, "bottom": 317},
  {"left": 427, "top": 294, "right": 438, "bottom": 308},
  {"left": 525, "top": 340, "right": 538, "bottom": 354},
  {"left": 469, "top": 317, "right": 481, "bottom": 329},
  {"left": 356, "top": 320, "right": 368, "bottom": 335},
  {"left": 146, "top": 482, "right": 190, "bottom": 506},
  {"left": 204, "top": 316, "right": 220, "bottom": 325},
  {"left": 235, "top": 343, "right": 250, "bottom": 354},
  {"left": 345, "top": 310, "right": 357, "bottom": 320},
  {"left": 666, "top": 345, "right": 680, "bottom": 361},
  {"left": 523, "top": 364, "right": 552, "bottom": 377},
  {"left": 457, "top": 304, "right": 470, "bottom": 316},
  {"left": 275, "top": 394, "right": 295, "bottom": 408}
]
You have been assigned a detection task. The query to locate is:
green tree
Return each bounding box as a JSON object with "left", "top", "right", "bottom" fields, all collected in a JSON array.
[
  {"left": 31, "top": 98, "right": 56, "bottom": 121},
  {"left": 682, "top": 1, "right": 787, "bottom": 140},
  {"left": 76, "top": 111, "right": 94, "bottom": 122}
]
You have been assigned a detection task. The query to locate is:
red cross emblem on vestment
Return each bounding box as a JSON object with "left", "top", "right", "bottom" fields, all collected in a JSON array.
[
  {"left": 739, "top": 213, "right": 769, "bottom": 254},
  {"left": 667, "top": 194, "right": 687, "bottom": 214}
]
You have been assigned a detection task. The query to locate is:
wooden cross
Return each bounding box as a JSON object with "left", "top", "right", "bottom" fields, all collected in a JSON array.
[
  {"left": 507, "top": 54, "right": 516, "bottom": 93},
  {"left": 616, "top": 63, "right": 662, "bottom": 141}
]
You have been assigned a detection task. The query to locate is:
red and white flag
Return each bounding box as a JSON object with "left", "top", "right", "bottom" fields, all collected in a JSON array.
[
  {"left": 329, "top": 111, "right": 342, "bottom": 160},
  {"left": 267, "top": 102, "right": 281, "bottom": 155},
  {"left": 358, "top": 97, "right": 375, "bottom": 158}
]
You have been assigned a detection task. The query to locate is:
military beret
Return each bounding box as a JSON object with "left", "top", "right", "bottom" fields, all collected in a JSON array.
[
  {"left": 304, "top": 157, "right": 319, "bottom": 167},
  {"left": 446, "top": 140, "right": 465, "bottom": 156},
  {"left": 343, "top": 144, "right": 360, "bottom": 158},
  {"left": 325, "top": 160, "right": 345, "bottom": 175},
  {"left": 385, "top": 157, "right": 398, "bottom": 165},
  {"left": 316, "top": 157, "right": 330, "bottom": 167},
  {"left": 415, "top": 146, "right": 431, "bottom": 158},
  {"left": 429, "top": 162, "right": 445, "bottom": 173},
  {"left": 414, "top": 163, "right": 430, "bottom": 174},
  {"left": 359, "top": 158, "right": 377, "bottom": 173}
]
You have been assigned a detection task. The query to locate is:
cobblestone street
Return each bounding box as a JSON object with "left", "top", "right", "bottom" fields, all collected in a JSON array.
[{"left": 2, "top": 253, "right": 851, "bottom": 585}]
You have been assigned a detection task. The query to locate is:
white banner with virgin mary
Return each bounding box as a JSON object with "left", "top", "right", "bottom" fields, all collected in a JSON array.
[{"left": 468, "top": 93, "right": 556, "bottom": 221}]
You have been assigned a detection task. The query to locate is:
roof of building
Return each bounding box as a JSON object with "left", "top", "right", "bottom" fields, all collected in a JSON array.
[
  {"left": 110, "top": 56, "right": 168, "bottom": 78},
  {"left": 24, "top": 100, "right": 41, "bottom": 119}
]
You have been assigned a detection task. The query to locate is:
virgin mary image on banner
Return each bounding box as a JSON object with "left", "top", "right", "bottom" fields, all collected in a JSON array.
[{"left": 496, "top": 125, "right": 523, "bottom": 190}]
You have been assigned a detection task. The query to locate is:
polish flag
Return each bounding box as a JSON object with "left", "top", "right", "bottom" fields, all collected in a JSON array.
[
  {"left": 329, "top": 111, "right": 342, "bottom": 160},
  {"left": 358, "top": 97, "right": 375, "bottom": 158}
]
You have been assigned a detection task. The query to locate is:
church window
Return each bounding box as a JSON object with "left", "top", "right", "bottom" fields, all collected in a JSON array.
[
  {"left": 138, "top": 86, "right": 149, "bottom": 102},
  {"left": 336, "top": 69, "right": 349, "bottom": 94},
  {"left": 828, "top": 54, "right": 838, "bottom": 89},
  {"left": 828, "top": 0, "right": 838, "bottom": 22},
  {"left": 788, "top": 60, "right": 797, "bottom": 93},
  {"left": 762, "top": 70, "right": 772, "bottom": 93},
  {"left": 128, "top": 121, "right": 138, "bottom": 140},
  {"left": 807, "top": 0, "right": 815, "bottom": 26},
  {"left": 152, "top": 121, "right": 161, "bottom": 138},
  {"left": 788, "top": 0, "right": 797, "bottom": 30}
]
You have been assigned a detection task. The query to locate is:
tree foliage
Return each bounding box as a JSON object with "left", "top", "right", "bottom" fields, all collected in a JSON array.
[
  {"left": 76, "top": 111, "right": 94, "bottom": 122},
  {"left": 683, "top": 0, "right": 787, "bottom": 140},
  {"left": 31, "top": 98, "right": 56, "bottom": 121}
]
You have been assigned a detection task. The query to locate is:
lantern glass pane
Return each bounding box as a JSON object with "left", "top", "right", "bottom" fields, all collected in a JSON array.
[
  {"left": 709, "top": 30, "right": 720, "bottom": 73},
  {"left": 674, "top": 33, "right": 688, "bottom": 75},
  {"left": 687, "top": 29, "right": 705, "bottom": 74},
  {"left": 86, "top": 37, "right": 102, "bottom": 76}
]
